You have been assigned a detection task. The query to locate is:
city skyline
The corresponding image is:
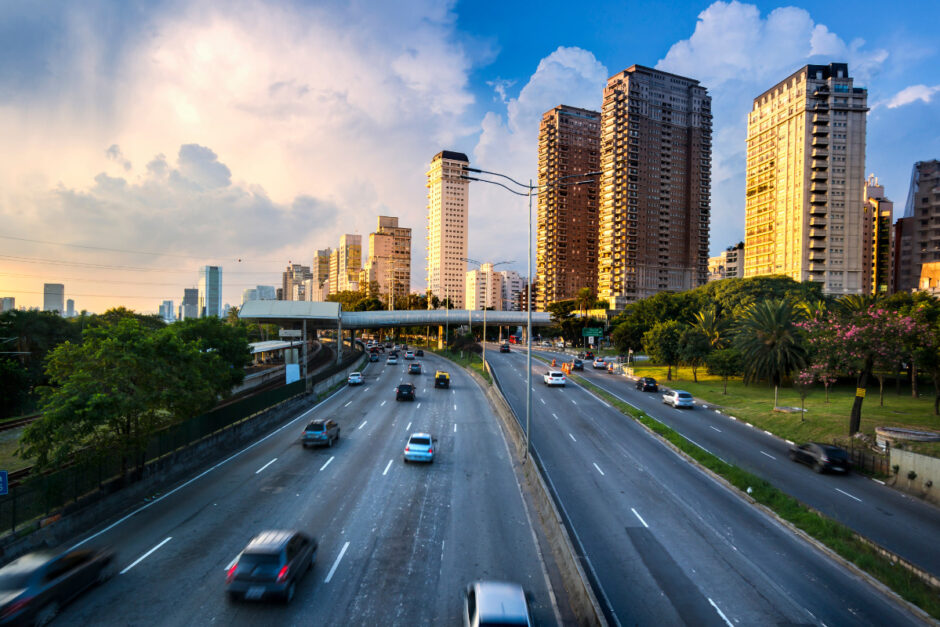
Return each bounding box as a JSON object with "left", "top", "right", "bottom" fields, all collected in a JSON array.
[{"left": 2, "top": 1, "right": 940, "bottom": 312}]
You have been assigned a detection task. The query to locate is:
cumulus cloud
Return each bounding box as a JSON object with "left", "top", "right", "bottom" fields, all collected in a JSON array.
[
  {"left": 105, "top": 144, "right": 132, "bottom": 171},
  {"left": 885, "top": 84, "right": 940, "bottom": 108}
]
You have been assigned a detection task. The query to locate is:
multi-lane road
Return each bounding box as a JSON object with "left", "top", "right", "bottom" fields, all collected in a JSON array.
[
  {"left": 487, "top": 344, "right": 923, "bottom": 626},
  {"left": 52, "top": 352, "right": 558, "bottom": 625}
]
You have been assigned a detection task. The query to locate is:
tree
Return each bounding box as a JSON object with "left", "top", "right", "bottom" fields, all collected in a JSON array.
[
  {"left": 0, "top": 358, "right": 30, "bottom": 417},
  {"left": 612, "top": 318, "right": 645, "bottom": 354},
  {"left": 679, "top": 327, "right": 711, "bottom": 382},
  {"left": 168, "top": 317, "right": 251, "bottom": 391},
  {"left": 88, "top": 306, "right": 166, "bottom": 331},
  {"left": 794, "top": 369, "right": 816, "bottom": 420},
  {"left": 226, "top": 306, "right": 240, "bottom": 326},
  {"left": 734, "top": 299, "right": 807, "bottom": 408},
  {"left": 691, "top": 307, "right": 729, "bottom": 349},
  {"left": 643, "top": 320, "right": 683, "bottom": 381},
  {"left": 706, "top": 348, "right": 742, "bottom": 394}
]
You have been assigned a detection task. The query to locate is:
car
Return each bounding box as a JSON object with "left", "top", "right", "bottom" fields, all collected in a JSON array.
[
  {"left": 226, "top": 530, "right": 317, "bottom": 603},
  {"left": 434, "top": 371, "right": 450, "bottom": 388},
  {"left": 543, "top": 371, "right": 566, "bottom": 387},
  {"left": 662, "top": 390, "right": 694, "bottom": 409},
  {"left": 347, "top": 372, "right": 363, "bottom": 385},
  {"left": 592, "top": 358, "right": 606, "bottom": 369},
  {"left": 584, "top": 351, "right": 594, "bottom": 359},
  {"left": 540, "top": 341, "right": 552, "bottom": 347},
  {"left": 408, "top": 363, "right": 422, "bottom": 375},
  {"left": 403, "top": 432, "right": 434, "bottom": 463},
  {"left": 499, "top": 343, "right": 510, "bottom": 353},
  {"left": 415, "top": 349, "right": 424, "bottom": 357},
  {"left": 789, "top": 443, "right": 850, "bottom": 473},
  {"left": 396, "top": 383, "right": 416, "bottom": 401},
  {"left": 302, "top": 419, "right": 340, "bottom": 447},
  {"left": 386, "top": 355, "right": 399, "bottom": 365},
  {"left": 404, "top": 351, "right": 415, "bottom": 360},
  {"left": 463, "top": 581, "right": 532, "bottom": 627},
  {"left": 635, "top": 377, "right": 658, "bottom": 392},
  {"left": 0, "top": 547, "right": 116, "bottom": 625},
  {"left": 369, "top": 353, "right": 380, "bottom": 362},
  {"left": 572, "top": 359, "right": 584, "bottom": 371}
]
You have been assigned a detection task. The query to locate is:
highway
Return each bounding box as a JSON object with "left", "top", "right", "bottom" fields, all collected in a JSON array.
[
  {"left": 537, "top": 345, "right": 940, "bottom": 579},
  {"left": 487, "top": 345, "right": 922, "bottom": 626},
  {"left": 52, "top": 352, "right": 559, "bottom": 625}
]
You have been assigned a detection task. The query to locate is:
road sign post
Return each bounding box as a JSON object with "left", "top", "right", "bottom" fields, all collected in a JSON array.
[{"left": 581, "top": 327, "right": 602, "bottom": 337}]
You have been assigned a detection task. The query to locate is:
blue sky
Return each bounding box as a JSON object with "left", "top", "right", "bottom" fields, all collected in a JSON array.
[{"left": 1, "top": 0, "right": 939, "bottom": 312}]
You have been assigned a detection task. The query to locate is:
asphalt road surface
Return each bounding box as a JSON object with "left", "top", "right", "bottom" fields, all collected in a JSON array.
[
  {"left": 52, "top": 352, "right": 558, "bottom": 626},
  {"left": 488, "top": 345, "right": 922, "bottom": 626}
]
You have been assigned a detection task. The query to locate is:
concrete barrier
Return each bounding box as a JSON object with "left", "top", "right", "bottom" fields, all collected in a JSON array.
[{"left": 890, "top": 448, "right": 940, "bottom": 507}]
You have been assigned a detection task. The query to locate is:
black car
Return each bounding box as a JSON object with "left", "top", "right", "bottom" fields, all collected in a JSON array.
[
  {"left": 789, "top": 443, "right": 850, "bottom": 473},
  {"left": 396, "top": 383, "right": 416, "bottom": 401},
  {"left": 0, "top": 547, "right": 116, "bottom": 625},
  {"left": 369, "top": 353, "right": 380, "bottom": 362},
  {"left": 584, "top": 351, "right": 594, "bottom": 360},
  {"left": 301, "top": 419, "right": 340, "bottom": 448},
  {"left": 635, "top": 377, "right": 658, "bottom": 392},
  {"left": 572, "top": 359, "right": 584, "bottom": 371},
  {"left": 226, "top": 530, "right": 317, "bottom": 603},
  {"left": 499, "top": 344, "right": 510, "bottom": 353},
  {"left": 415, "top": 349, "right": 424, "bottom": 357},
  {"left": 408, "top": 363, "right": 422, "bottom": 375}
]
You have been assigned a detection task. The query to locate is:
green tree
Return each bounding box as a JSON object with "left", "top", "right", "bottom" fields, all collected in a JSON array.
[
  {"left": 169, "top": 317, "right": 251, "bottom": 390},
  {"left": 611, "top": 318, "right": 645, "bottom": 354},
  {"left": 734, "top": 299, "right": 807, "bottom": 407},
  {"left": 679, "top": 327, "right": 711, "bottom": 382},
  {"left": 691, "top": 307, "right": 729, "bottom": 349},
  {"left": 706, "top": 348, "right": 742, "bottom": 394},
  {"left": 88, "top": 306, "right": 166, "bottom": 331},
  {"left": 643, "top": 320, "right": 683, "bottom": 381},
  {"left": 0, "top": 358, "right": 31, "bottom": 417}
]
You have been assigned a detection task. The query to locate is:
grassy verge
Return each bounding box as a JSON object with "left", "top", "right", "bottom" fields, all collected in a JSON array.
[
  {"left": 429, "top": 348, "right": 492, "bottom": 384},
  {"left": 569, "top": 373, "right": 940, "bottom": 619},
  {"left": 0, "top": 427, "right": 33, "bottom": 473}
]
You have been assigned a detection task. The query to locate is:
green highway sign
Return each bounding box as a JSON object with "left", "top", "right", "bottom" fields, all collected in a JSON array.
[{"left": 582, "top": 327, "right": 603, "bottom": 337}]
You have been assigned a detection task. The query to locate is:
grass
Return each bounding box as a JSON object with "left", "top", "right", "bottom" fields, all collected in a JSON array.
[
  {"left": 0, "top": 427, "right": 33, "bottom": 473},
  {"left": 428, "top": 348, "right": 492, "bottom": 384},
  {"left": 570, "top": 373, "right": 940, "bottom": 619}
]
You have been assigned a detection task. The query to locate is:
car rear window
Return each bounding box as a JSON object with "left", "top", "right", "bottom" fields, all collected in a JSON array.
[
  {"left": 677, "top": 393, "right": 692, "bottom": 399},
  {"left": 237, "top": 553, "right": 282, "bottom": 576},
  {"left": 306, "top": 423, "right": 325, "bottom": 432},
  {"left": 824, "top": 447, "right": 848, "bottom": 460},
  {"left": 410, "top": 437, "right": 431, "bottom": 446},
  {"left": 0, "top": 570, "right": 33, "bottom": 590}
]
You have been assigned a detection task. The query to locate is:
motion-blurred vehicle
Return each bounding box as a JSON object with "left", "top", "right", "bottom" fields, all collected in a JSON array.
[
  {"left": 662, "top": 390, "right": 694, "bottom": 409},
  {"left": 463, "top": 581, "right": 532, "bottom": 627},
  {"left": 543, "top": 371, "right": 566, "bottom": 387},
  {"left": 434, "top": 371, "right": 450, "bottom": 388},
  {"left": 302, "top": 419, "right": 340, "bottom": 448},
  {"left": 347, "top": 372, "right": 363, "bottom": 385},
  {"left": 226, "top": 530, "right": 317, "bottom": 603},
  {"left": 572, "top": 359, "right": 584, "bottom": 371},
  {"left": 584, "top": 351, "right": 594, "bottom": 360},
  {"left": 635, "top": 377, "right": 658, "bottom": 392},
  {"left": 789, "top": 443, "right": 850, "bottom": 473},
  {"left": 404, "top": 351, "right": 415, "bottom": 360},
  {"left": 0, "top": 547, "right": 116, "bottom": 626},
  {"left": 499, "top": 344, "right": 510, "bottom": 353},
  {"left": 369, "top": 353, "right": 380, "bottom": 362},
  {"left": 403, "top": 433, "right": 434, "bottom": 463},
  {"left": 408, "top": 363, "right": 422, "bottom": 375},
  {"left": 415, "top": 349, "right": 424, "bottom": 357},
  {"left": 396, "top": 383, "right": 416, "bottom": 401}
]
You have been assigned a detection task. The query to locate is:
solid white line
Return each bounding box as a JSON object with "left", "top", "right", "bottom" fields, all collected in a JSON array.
[
  {"left": 382, "top": 460, "right": 393, "bottom": 476},
  {"left": 120, "top": 537, "right": 172, "bottom": 575},
  {"left": 539, "top": 398, "right": 546, "bottom": 405},
  {"left": 320, "top": 456, "right": 334, "bottom": 471},
  {"left": 593, "top": 463, "right": 605, "bottom": 476},
  {"left": 344, "top": 401, "right": 352, "bottom": 407},
  {"left": 454, "top": 423, "right": 457, "bottom": 433},
  {"left": 406, "top": 422, "right": 412, "bottom": 430},
  {"left": 358, "top": 421, "right": 367, "bottom": 430},
  {"left": 568, "top": 433, "right": 576, "bottom": 442},
  {"left": 380, "top": 400, "right": 386, "bottom": 407},
  {"left": 709, "top": 426, "right": 722, "bottom": 433},
  {"left": 255, "top": 458, "right": 277, "bottom": 474},
  {"left": 416, "top": 402, "right": 421, "bottom": 409},
  {"left": 872, "top": 478, "right": 885, "bottom": 485},
  {"left": 760, "top": 451, "right": 776, "bottom": 460},
  {"left": 599, "top": 400, "right": 611, "bottom": 408},
  {"left": 835, "top": 488, "right": 862, "bottom": 502},
  {"left": 631, "top": 508, "right": 649, "bottom": 528},
  {"left": 324, "top": 541, "right": 350, "bottom": 583},
  {"left": 708, "top": 598, "right": 734, "bottom": 627},
  {"left": 552, "top": 413, "right": 559, "bottom": 420}
]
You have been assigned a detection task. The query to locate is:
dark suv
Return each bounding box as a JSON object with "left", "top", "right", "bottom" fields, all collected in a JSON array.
[
  {"left": 788, "top": 443, "right": 850, "bottom": 473},
  {"left": 635, "top": 377, "right": 658, "bottom": 392},
  {"left": 572, "top": 359, "right": 584, "bottom": 371},
  {"left": 226, "top": 530, "right": 317, "bottom": 603},
  {"left": 396, "top": 383, "right": 416, "bottom": 401},
  {"left": 499, "top": 344, "right": 510, "bottom": 353},
  {"left": 301, "top": 419, "right": 340, "bottom": 448}
]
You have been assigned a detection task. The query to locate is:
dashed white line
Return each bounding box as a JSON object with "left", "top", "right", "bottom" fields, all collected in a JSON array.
[
  {"left": 593, "top": 463, "right": 605, "bottom": 476},
  {"left": 454, "top": 404, "right": 457, "bottom": 411},
  {"left": 358, "top": 421, "right": 368, "bottom": 430},
  {"left": 571, "top": 399, "right": 577, "bottom": 405},
  {"left": 872, "top": 478, "right": 885, "bottom": 485},
  {"left": 255, "top": 458, "right": 278, "bottom": 474},
  {"left": 760, "top": 451, "right": 776, "bottom": 460},
  {"left": 324, "top": 541, "right": 350, "bottom": 583},
  {"left": 382, "top": 460, "right": 393, "bottom": 476},
  {"left": 631, "top": 508, "right": 649, "bottom": 528},
  {"left": 380, "top": 400, "right": 386, "bottom": 407},
  {"left": 416, "top": 402, "right": 421, "bottom": 409},
  {"left": 552, "top": 413, "right": 559, "bottom": 420},
  {"left": 319, "top": 456, "right": 334, "bottom": 471},
  {"left": 539, "top": 398, "right": 546, "bottom": 405},
  {"left": 568, "top": 433, "right": 576, "bottom": 442},
  {"left": 120, "top": 537, "right": 172, "bottom": 575},
  {"left": 708, "top": 598, "right": 734, "bottom": 627},
  {"left": 364, "top": 387, "right": 370, "bottom": 392},
  {"left": 709, "top": 426, "right": 722, "bottom": 433},
  {"left": 344, "top": 401, "right": 352, "bottom": 407},
  {"left": 454, "top": 423, "right": 457, "bottom": 433},
  {"left": 835, "top": 487, "right": 862, "bottom": 502},
  {"left": 406, "top": 422, "right": 412, "bottom": 431}
]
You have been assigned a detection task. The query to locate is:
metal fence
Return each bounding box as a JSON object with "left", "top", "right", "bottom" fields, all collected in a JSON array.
[{"left": 843, "top": 442, "right": 890, "bottom": 476}]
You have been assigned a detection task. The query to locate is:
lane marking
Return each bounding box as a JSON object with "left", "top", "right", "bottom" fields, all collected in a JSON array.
[
  {"left": 552, "top": 413, "right": 559, "bottom": 420},
  {"left": 872, "top": 478, "right": 885, "bottom": 485},
  {"left": 631, "top": 508, "right": 649, "bottom": 528},
  {"left": 344, "top": 401, "right": 352, "bottom": 407},
  {"left": 454, "top": 404, "right": 457, "bottom": 411},
  {"left": 120, "top": 537, "right": 172, "bottom": 575},
  {"left": 593, "top": 463, "right": 605, "bottom": 476},
  {"left": 255, "top": 458, "right": 277, "bottom": 474},
  {"left": 571, "top": 399, "right": 577, "bottom": 405},
  {"left": 708, "top": 598, "right": 734, "bottom": 627},
  {"left": 380, "top": 400, "right": 386, "bottom": 407},
  {"left": 324, "top": 541, "right": 350, "bottom": 583},
  {"left": 320, "top": 456, "right": 334, "bottom": 471},
  {"left": 599, "top": 400, "right": 611, "bottom": 408},
  {"left": 568, "top": 433, "right": 576, "bottom": 442},
  {"left": 709, "top": 426, "right": 722, "bottom": 433},
  {"left": 539, "top": 398, "right": 546, "bottom": 405},
  {"left": 364, "top": 387, "right": 370, "bottom": 392},
  {"left": 760, "top": 451, "right": 776, "bottom": 460},
  {"left": 416, "top": 402, "right": 421, "bottom": 409},
  {"left": 454, "top": 423, "right": 457, "bottom": 433},
  {"left": 406, "top": 422, "right": 412, "bottom": 431},
  {"left": 835, "top": 488, "right": 862, "bottom": 502},
  {"left": 358, "top": 421, "right": 368, "bottom": 430},
  {"left": 382, "top": 460, "right": 393, "bottom": 476}
]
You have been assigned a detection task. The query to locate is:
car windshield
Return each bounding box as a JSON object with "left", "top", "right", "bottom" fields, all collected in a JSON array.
[
  {"left": 0, "top": 570, "right": 33, "bottom": 590},
  {"left": 823, "top": 447, "right": 848, "bottom": 459},
  {"left": 410, "top": 437, "right": 431, "bottom": 446},
  {"left": 306, "top": 423, "right": 325, "bottom": 432}
]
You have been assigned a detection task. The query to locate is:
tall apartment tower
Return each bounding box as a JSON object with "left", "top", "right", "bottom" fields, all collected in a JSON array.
[
  {"left": 427, "top": 151, "right": 469, "bottom": 309},
  {"left": 43, "top": 283, "right": 65, "bottom": 314},
  {"left": 337, "top": 235, "right": 362, "bottom": 292},
  {"left": 536, "top": 105, "right": 601, "bottom": 310},
  {"left": 465, "top": 263, "right": 504, "bottom": 311},
  {"left": 198, "top": 266, "right": 223, "bottom": 317},
  {"left": 0, "top": 297, "right": 15, "bottom": 312},
  {"left": 744, "top": 63, "right": 868, "bottom": 293},
  {"left": 310, "top": 249, "right": 331, "bottom": 300},
  {"left": 597, "top": 65, "right": 712, "bottom": 309},
  {"left": 180, "top": 288, "right": 199, "bottom": 320},
  {"left": 862, "top": 175, "right": 894, "bottom": 294},
  {"left": 362, "top": 216, "right": 412, "bottom": 304},
  {"left": 895, "top": 160, "right": 940, "bottom": 293},
  {"left": 281, "top": 263, "right": 312, "bottom": 301},
  {"left": 498, "top": 270, "right": 526, "bottom": 311}
]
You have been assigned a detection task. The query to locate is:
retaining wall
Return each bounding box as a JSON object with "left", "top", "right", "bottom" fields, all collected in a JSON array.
[{"left": 890, "top": 448, "right": 940, "bottom": 507}]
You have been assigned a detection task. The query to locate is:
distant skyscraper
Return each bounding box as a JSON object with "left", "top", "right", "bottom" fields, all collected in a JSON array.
[
  {"left": 465, "top": 263, "right": 504, "bottom": 311},
  {"left": 281, "top": 263, "right": 312, "bottom": 301},
  {"left": 536, "top": 105, "right": 600, "bottom": 311},
  {"left": 310, "top": 249, "right": 331, "bottom": 300},
  {"left": 43, "top": 283, "right": 65, "bottom": 314},
  {"left": 338, "top": 234, "right": 362, "bottom": 292},
  {"left": 328, "top": 249, "right": 341, "bottom": 295},
  {"left": 427, "top": 151, "right": 469, "bottom": 309},
  {"left": 159, "top": 300, "right": 175, "bottom": 322},
  {"left": 707, "top": 243, "right": 744, "bottom": 282},
  {"left": 256, "top": 285, "right": 276, "bottom": 300},
  {"left": 180, "top": 288, "right": 199, "bottom": 320},
  {"left": 0, "top": 297, "right": 14, "bottom": 312},
  {"left": 198, "top": 266, "right": 223, "bottom": 317},
  {"left": 362, "top": 216, "right": 412, "bottom": 304},
  {"left": 66, "top": 299, "right": 75, "bottom": 318},
  {"left": 862, "top": 175, "right": 894, "bottom": 294},
  {"left": 242, "top": 288, "right": 258, "bottom": 305},
  {"left": 497, "top": 270, "right": 525, "bottom": 311},
  {"left": 895, "top": 160, "right": 940, "bottom": 293},
  {"left": 744, "top": 63, "right": 868, "bottom": 294},
  {"left": 597, "top": 65, "right": 712, "bottom": 309}
]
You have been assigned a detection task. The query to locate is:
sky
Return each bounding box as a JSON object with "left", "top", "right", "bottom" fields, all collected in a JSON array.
[{"left": 2, "top": 0, "right": 939, "bottom": 313}]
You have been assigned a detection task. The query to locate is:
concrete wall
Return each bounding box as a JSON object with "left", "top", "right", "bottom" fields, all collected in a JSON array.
[{"left": 890, "top": 448, "right": 940, "bottom": 506}]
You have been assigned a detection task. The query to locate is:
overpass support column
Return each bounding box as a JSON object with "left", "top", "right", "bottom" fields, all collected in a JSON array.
[
  {"left": 438, "top": 325, "right": 444, "bottom": 350},
  {"left": 336, "top": 315, "right": 343, "bottom": 365}
]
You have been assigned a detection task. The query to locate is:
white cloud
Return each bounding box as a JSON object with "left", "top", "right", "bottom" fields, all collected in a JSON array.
[{"left": 885, "top": 84, "right": 940, "bottom": 108}]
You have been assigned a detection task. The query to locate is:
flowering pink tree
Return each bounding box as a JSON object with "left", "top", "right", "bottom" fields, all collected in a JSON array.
[
  {"left": 800, "top": 306, "right": 924, "bottom": 434},
  {"left": 794, "top": 369, "right": 816, "bottom": 420}
]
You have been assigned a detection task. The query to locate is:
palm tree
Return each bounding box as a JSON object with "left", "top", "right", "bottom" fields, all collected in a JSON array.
[
  {"left": 691, "top": 307, "right": 729, "bottom": 349},
  {"left": 735, "top": 299, "right": 807, "bottom": 408},
  {"left": 837, "top": 293, "right": 879, "bottom": 315}
]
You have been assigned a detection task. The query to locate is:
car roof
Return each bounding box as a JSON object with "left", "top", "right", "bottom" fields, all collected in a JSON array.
[
  {"left": 0, "top": 551, "right": 56, "bottom": 575},
  {"left": 398, "top": 382, "right": 414, "bottom": 388},
  {"left": 244, "top": 530, "right": 298, "bottom": 553},
  {"left": 547, "top": 371, "right": 564, "bottom": 376},
  {"left": 349, "top": 371, "right": 361, "bottom": 376},
  {"left": 673, "top": 390, "right": 691, "bottom": 395},
  {"left": 472, "top": 581, "right": 529, "bottom": 620},
  {"left": 409, "top": 432, "right": 431, "bottom": 439}
]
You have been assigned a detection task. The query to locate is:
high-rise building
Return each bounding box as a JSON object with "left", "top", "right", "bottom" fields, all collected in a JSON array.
[
  {"left": 308, "top": 249, "right": 331, "bottom": 301},
  {"left": 65, "top": 299, "right": 75, "bottom": 318},
  {"left": 256, "top": 285, "right": 276, "bottom": 300},
  {"left": 895, "top": 160, "right": 940, "bottom": 293},
  {"left": 43, "top": 283, "right": 65, "bottom": 314},
  {"left": 536, "top": 105, "right": 601, "bottom": 311},
  {"left": 242, "top": 288, "right": 258, "bottom": 305},
  {"left": 159, "top": 300, "right": 175, "bottom": 322},
  {"left": 0, "top": 297, "right": 14, "bottom": 312},
  {"left": 180, "top": 288, "right": 199, "bottom": 320},
  {"left": 597, "top": 65, "right": 712, "bottom": 309},
  {"left": 281, "top": 263, "right": 312, "bottom": 301},
  {"left": 337, "top": 234, "right": 362, "bottom": 293},
  {"left": 862, "top": 175, "right": 894, "bottom": 294},
  {"left": 744, "top": 63, "right": 868, "bottom": 294},
  {"left": 427, "top": 151, "right": 469, "bottom": 309},
  {"left": 707, "top": 243, "right": 745, "bottom": 282},
  {"left": 465, "top": 263, "right": 504, "bottom": 311},
  {"left": 362, "top": 216, "right": 412, "bottom": 305},
  {"left": 497, "top": 270, "right": 526, "bottom": 311},
  {"left": 198, "top": 266, "right": 223, "bottom": 317},
  {"left": 328, "top": 249, "right": 341, "bottom": 295}
]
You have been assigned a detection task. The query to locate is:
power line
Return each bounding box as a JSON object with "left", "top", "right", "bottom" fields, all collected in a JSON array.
[
  {"left": 0, "top": 254, "right": 282, "bottom": 274},
  {"left": 0, "top": 272, "right": 275, "bottom": 288},
  {"left": 0, "top": 235, "right": 288, "bottom": 263}
]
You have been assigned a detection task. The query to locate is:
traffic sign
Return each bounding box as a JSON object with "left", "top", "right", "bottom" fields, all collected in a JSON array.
[
  {"left": 0, "top": 471, "right": 8, "bottom": 496},
  {"left": 582, "top": 327, "right": 603, "bottom": 337}
]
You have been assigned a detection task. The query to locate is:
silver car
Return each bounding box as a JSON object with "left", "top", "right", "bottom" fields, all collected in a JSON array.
[
  {"left": 662, "top": 390, "right": 694, "bottom": 409},
  {"left": 464, "top": 581, "right": 532, "bottom": 627}
]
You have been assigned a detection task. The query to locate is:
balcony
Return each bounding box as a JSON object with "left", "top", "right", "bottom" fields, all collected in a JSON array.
[
  {"left": 811, "top": 182, "right": 828, "bottom": 193},
  {"left": 812, "top": 124, "right": 829, "bottom": 136},
  {"left": 810, "top": 192, "right": 827, "bottom": 204},
  {"left": 808, "top": 263, "right": 826, "bottom": 273},
  {"left": 809, "top": 217, "right": 827, "bottom": 227},
  {"left": 809, "top": 236, "right": 826, "bottom": 248},
  {"left": 810, "top": 205, "right": 827, "bottom": 216},
  {"left": 808, "top": 252, "right": 826, "bottom": 262},
  {"left": 812, "top": 113, "right": 829, "bottom": 124},
  {"left": 812, "top": 135, "right": 829, "bottom": 147},
  {"left": 812, "top": 148, "right": 829, "bottom": 159},
  {"left": 811, "top": 159, "right": 828, "bottom": 170},
  {"left": 811, "top": 168, "right": 828, "bottom": 181}
]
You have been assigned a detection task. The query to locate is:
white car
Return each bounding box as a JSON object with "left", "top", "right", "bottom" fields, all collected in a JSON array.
[
  {"left": 464, "top": 581, "right": 532, "bottom": 627},
  {"left": 662, "top": 390, "right": 694, "bottom": 409},
  {"left": 347, "top": 372, "right": 363, "bottom": 385},
  {"left": 404, "top": 351, "right": 415, "bottom": 360},
  {"left": 543, "top": 371, "right": 566, "bottom": 387},
  {"left": 592, "top": 358, "right": 606, "bottom": 369},
  {"left": 386, "top": 356, "right": 398, "bottom": 365}
]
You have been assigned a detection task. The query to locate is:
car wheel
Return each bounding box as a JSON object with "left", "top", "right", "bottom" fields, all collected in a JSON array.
[
  {"left": 336, "top": 430, "right": 340, "bottom": 440},
  {"left": 285, "top": 581, "right": 296, "bottom": 604},
  {"left": 97, "top": 560, "right": 117, "bottom": 584},
  {"left": 35, "top": 601, "right": 59, "bottom": 627},
  {"left": 813, "top": 461, "right": 824, "bottom": 473},
  {"left": 327, "top": 437, "right": 333, "bottom": 448},
  {"left": 788, "top": 450, "right": 797, "bottom": 461}
]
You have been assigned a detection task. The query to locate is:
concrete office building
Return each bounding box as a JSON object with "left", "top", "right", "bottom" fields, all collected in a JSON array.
[
  {"left": 361, "top": 216, "right": 412, "bottom": 304},
  {"left": 427, "top": 151, "right": 469, "bottom": 309},
  {"left": 308, "top": 249, "right": 331, "bottom": 301},
  {"left": 597, "top": 65, "right": 712, "bottom": 309},
  {"left": 744, "top": 63, "right": 868, "bottom": 294},
  {"left": 0, "top": 297, "right": 14, "bottom": 312},
  {"left": 895, "top": 160, "right": 940, "bottom": 293},
  {"left": 862, "top": 175, "right": 894, "bottom": 294},
  {"left": 281, "top": 263, "right": 312, "bottom": 301},
  {"left": 159, "top": 300, "right": 175, "bottom": 322},
  {"left": 179, "top": 288, "right": 199, "bottom": 320},
  {"left": 465, "top": 263, "right": 504, "bottom": 311},
  {"left": 498, "top": 270, "right": 526, "bottom": 311},
  {"left": 536, "top": 105, "right": 601, "bottom": 310},
  {"left": 336, "top": 235, "right": 362, "bottom": 293},
  {"left": 65, "top": 299, "right": 75, "bottom": 318},
  {"left": 43, "top": 283, "right": 65, "bottom": 314},
  {"left": 328, "top": 249, "right": 341, "bottom": 295},
  {"left": 707, "top": 242, "right": 744, "bottom": 282},
  {"left": 198, "top": 266, "right": 223, "bottom": 317}
]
